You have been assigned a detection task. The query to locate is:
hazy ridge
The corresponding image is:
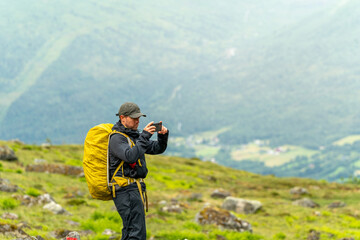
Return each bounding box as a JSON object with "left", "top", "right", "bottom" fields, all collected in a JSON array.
[{"left": 1, "top": 0, "right": 360, "bottom": 181}]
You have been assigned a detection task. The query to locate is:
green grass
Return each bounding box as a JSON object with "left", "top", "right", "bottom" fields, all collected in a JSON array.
[{"left": 1, "top": 141, "right": 360, "bottom": 239}]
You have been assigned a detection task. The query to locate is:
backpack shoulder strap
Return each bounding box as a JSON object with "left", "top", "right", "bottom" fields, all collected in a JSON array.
[
  {"left": 112, "top": 130, "right": 135, "bottom": 147},
  {"left": 107, "top": 131, "right": 133, "bottom": 189}
]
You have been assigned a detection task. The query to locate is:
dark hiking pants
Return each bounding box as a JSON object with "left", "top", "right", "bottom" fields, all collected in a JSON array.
[{"left": 113, "top": 183, "right": 146, "bottom": 240}]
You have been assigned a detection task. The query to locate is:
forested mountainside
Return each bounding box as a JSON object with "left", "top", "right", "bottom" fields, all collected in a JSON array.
[{"left": 1, "top": 0, "right": 359, "bottom": 151}]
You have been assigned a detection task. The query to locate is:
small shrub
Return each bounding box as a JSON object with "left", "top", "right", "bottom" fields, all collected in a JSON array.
[
  {"left": 26, "top": 187, "right": 41, "bottom": 197},
  {"left": 183, "top": 221, "right": 201, "bottom": 231},
  {"left": 273, "top": 232, "right": 286, "bottom": 240},
  {"left": 79, "top": 177, "right": 87, "bottom": 183},
  {"left": 91, "top": 211, "right": 106, "bottom": 220},
  {"left": 306, "top": 215, "right": 317, "bottom": 222},
  {"left": 33, "top": 184, "right": 44, "bottom": 190},
  {"left": 66, "top": 199, "right": 87, "bottom": 206},
  {"left": 270, "top": 191, "right": 280, "bottom": 197},
  {"left": 1, "top": 198, "right": 20, "bottom": 210}
]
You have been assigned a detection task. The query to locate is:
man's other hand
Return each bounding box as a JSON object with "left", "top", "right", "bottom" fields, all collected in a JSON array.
[{"left": 158, "top": 121, "right": 168, "bottom": 135}]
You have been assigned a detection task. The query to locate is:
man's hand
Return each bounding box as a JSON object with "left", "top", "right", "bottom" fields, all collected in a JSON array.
[
  {"left": 158, "top": 121, "right": 168, "bottom": 135},
  {"left": 144, "top": 122, "right": 156, "bottom": 134}
]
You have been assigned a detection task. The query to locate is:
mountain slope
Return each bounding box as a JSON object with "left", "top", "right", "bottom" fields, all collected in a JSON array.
[
  {"left": 0, "top": 0, "right": 358, "bottom": 150},
  {"left": 1, "top": 140, "right": 360, "bottom": 239}
]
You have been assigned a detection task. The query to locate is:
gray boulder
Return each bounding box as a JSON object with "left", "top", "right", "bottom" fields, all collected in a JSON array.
[
  {"left": 293, "top": 198, "right": 320, "bottom": 208},
  {"left": 103, "top": 229, "right": 116, "bottom": 235},
  {"left": 160, "top": 204, "right": 183, "bottom": 213},
  {"left": 222, "top": 197, "right": 262, "bottom": 214},
  {"left": 37, "top": 193, "right": 56, "bottom": 204},
  {"left": 188, "top": 193, "right": 203, "bottom": 201},
  {"left": 0, "top": 145, "right": 18, "bottom": 161},
  {"left": 307, "top": 229, "right": 320, "bottom": 240},
  {"left": 211, "top": 189, "right": 231, "bottom": 199},
  {"left": 1, "top": 212, "right": 19, "bottom": 220},
  {"left": 0, "top": 222, "right": 31, "bottom": 239},
  {"left": 25, "top": 163, "right": 83, "bottom": 176},
  {"left": 195, "top": 206, "right": 252, "bottom": 232},
  {"left": 0, "top": 178, "right": 18, "bottom": 192},
  {"left": 290, "top": 186, "right": 309, "bottom": 195},
  {"left": 50, "top": 229, "right": 71, "bottom": 239},
  {"left": 13, "top": 193, "right": 56, "bottom": 207},
  {"left": 43, "top": 202, "right": 68, "bottom": 215},
  {"left": 328, "top": 201, "right": 346, "bottom": 209}
]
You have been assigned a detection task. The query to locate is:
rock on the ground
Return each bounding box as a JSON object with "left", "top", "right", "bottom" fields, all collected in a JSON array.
[
  {"left": 160, "top": 204, "right": 183, "bottom": 213},
  {"left": 211, "top": 189, "right": 231, "bottom": 199},
  {"left": 307, "top": 229, "right": 320, "bottom": 240},
  {"left": 1, "top": 212, "right": 19, "bottom": 220},
  {"left": 0, "top": 145, "right": 18, "bottom": 161},
  {"left": 222, "top": 197, "right": 262, "bottom": 214},
  {"left": 43, "top": 202, "right": 68, "bottom": 215},
  {"left": 195, "top": 206, "right": 252, "bottom": 232},
  {"left": 25, "top": 163, "right": 83, "bottom": 176},
  {"left": 328, "top": 201, "right": 346, "bottom": 208},
  {"left": 290, "top": 186, "right": 309, "bottom": 195},
  {"left": 0, "top": 178, "right": 18, "bottom": 192},
  {"left": 13, "top": 193, "right": 57, "bottom": 207},
  {"left": 66, "top": 231, "right": 81, "bottom": 239},
  {"left": 0, "top": 222, "right": 31, "bottom": 239},
  {"left": 188, "top": 193, "right": 203, "bottom": 201},
  {"left": 293, "top": 198, "right": 320, "bottom": 208}
]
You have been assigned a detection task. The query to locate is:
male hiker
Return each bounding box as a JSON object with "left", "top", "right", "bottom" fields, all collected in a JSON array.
[{"left": 109, "top": 102, "right": 169, "bottom": 240}]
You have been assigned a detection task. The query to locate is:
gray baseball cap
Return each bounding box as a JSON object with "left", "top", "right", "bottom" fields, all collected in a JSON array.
[{"left": 116, "top": 102, "right": 147, "bottom": 118}]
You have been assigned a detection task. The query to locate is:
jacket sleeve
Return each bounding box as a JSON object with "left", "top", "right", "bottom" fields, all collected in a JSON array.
[
  {"left": 145, "top": 131, "right": 169, "bottom": 155},
  {"left": 109, "top": 131, "right": 153, "bottom": 164}
]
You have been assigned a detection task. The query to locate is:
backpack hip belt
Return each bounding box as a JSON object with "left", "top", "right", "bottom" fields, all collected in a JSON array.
[{"left": 111, "top": 176, "right": 148, "bottom": 212}]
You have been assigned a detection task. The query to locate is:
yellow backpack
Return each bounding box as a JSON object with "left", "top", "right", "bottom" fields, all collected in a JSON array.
[
  {"left": 83, "top": 123, "right": 148, "bottom": 211},
  {"left": 83, "top": 123, "right": 130, "bottom": 200}
]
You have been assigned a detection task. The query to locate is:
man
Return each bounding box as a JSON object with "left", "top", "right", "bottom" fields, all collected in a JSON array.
[{"left": 109, "top": 102, "right": 169, "bottom": 240}]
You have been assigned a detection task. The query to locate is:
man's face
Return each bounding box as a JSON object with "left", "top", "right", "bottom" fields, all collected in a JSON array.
[{"left": 121, "top": 116, "right": 140, "bottom": 130}]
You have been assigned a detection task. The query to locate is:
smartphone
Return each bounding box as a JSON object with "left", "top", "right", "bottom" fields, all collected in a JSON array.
[{"left": 152, "top": 122, "right": 162, "bottom": 132}]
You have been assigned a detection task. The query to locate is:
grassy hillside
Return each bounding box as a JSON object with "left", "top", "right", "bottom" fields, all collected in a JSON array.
[{"left": 1, "top": 140, "right": 360, "bottom": 239}]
